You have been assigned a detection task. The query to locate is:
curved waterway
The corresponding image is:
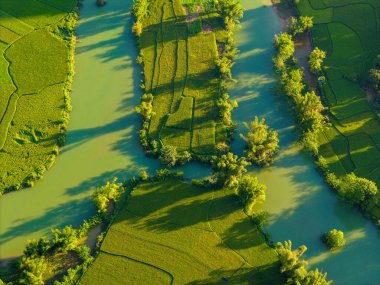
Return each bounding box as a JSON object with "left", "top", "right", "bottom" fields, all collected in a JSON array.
[
  {"left": 0, "top": 0, "right": 210, "bottom": 259},
  {"left": 230, "top": 0, "right": 380, "bottom": 284},
  {"left": 0, "top": 0, "right": 379, "bottom": 284}
]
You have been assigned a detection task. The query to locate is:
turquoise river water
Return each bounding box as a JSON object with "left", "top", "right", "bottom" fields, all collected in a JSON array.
[{"left": 0, "top": 0, "right": 379, "bottom": 284}]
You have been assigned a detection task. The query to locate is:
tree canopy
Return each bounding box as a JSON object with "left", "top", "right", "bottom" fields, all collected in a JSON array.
[
  {"left": 211, "top": 152, "right": 250, "bottom": 187},
  {"left": 241, "top": 116, "right": 279, "bottom": 166},
  {"left": 233, "top": 175, "right": 266, "bottom": 215}
]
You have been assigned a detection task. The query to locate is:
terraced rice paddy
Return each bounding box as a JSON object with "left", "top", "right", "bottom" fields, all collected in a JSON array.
[
  {"left": 297, "top": 0, "right": 380, "bottom": 218},
  {"left": 138, "top": 0, "right": 229, "bottom": 156},
  {"left": 0, "top": 0, "right": 76, "bottom": 194},
  {"left": 80, "top": 180, "right": 283, "bottom": 284}
]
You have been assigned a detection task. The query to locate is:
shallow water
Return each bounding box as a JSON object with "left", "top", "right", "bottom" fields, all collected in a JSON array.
[
  {"left": 0, "top": 0, "right": 210, "bottom": 259},
  {"left": 230, "top": 0, "right": 380, "bottom": 284}
]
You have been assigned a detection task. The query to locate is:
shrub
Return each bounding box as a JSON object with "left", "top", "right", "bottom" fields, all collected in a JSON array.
[
  {"left": 337, "top": 173, "right": 378, "bottom": 209},
  {"left": 241, "top": 116, "right": 279, "bottom": 166},
  {"left": 211, "top": 152, "right": 250, "bottom": 187},
  {"left": 19, "top": 256, "right": 47, "bottom": 285},
  {"left": 309, "top": 47, "right": 326, "bottom": 74},
  {"left": 92, "top": 179, "right": 124, "bottom": 213},
  {"left": 233, "top": 175, "right": 266, "bottom": 215},
  {"left": 159, "top": 145, "right": 178, "bottom": 167},
  {"left": 322, "top": 229, "right": 346, "bottom": 249}
]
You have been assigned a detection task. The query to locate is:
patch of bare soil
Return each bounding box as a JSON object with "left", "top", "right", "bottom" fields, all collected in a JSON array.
[
  {"left": 294, "top": 33, "right": 318, "bottom": 90},
  {"left": 184, "top": 4, "right": 203, "bottom": 26}
]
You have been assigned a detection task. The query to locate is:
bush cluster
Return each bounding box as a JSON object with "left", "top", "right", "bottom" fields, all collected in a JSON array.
[
  {"left": 276, "top": 240, "right": 332, "bottom": 284},
  {"left": 273, "top": 26, "right": 328, "bottom": 155}
]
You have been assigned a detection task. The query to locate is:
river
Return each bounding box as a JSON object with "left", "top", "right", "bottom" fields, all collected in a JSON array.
[
  {"left": 230, "top": 0, "right": 380, "bottom": 284},
  {"left": 1, "top": 0, "right": 379, "bottom": 284},
  {"left": 0, "top": 0, "right": 211, "bottom": 260}
]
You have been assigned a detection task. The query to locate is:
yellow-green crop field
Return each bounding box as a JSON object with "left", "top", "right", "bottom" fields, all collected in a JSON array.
[
  {"left": 298, "top": 0, "right": 380, "bottom": 218},
  {"left": 139, "top": 0, "right": 229, "bottom": 156},
  {"left": 0, "top": 0, "right": 76, "bottom": 194},
  {"left": 80, "top": 180, "right": 283, "bottom": 284}
]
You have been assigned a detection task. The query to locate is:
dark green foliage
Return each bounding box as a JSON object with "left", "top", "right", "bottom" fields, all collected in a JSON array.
[
  {"left": 92, "top": 179, "right": 124, "bottom": 213},
  {"left": 159, "top": 145, "right": 178, "bottom": 167}
]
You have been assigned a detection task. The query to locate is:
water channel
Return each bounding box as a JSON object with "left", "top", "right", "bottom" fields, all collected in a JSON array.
[{"left": 0, "top": 0, "right": 379, "bottom": 284}]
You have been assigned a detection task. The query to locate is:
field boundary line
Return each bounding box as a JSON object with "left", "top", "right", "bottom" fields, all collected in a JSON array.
[
  {"left": 206, "top": 190, "right": 253, "bottom": 267},
  {"left": 100, "top": 250, "right": 174, "bottom": 285}
]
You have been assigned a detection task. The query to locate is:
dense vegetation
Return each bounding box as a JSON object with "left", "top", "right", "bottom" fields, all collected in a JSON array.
[
  {"left": 133, "top": 0, "right": 243, "bottom": 164},
  {"left": 276, "top": 241, "right": 332, "bottom": 285},
  {"left": 322, "top": 229, "right": 346, "bottom": 249},
  {"left": 0, "top": 0, "right": 77, "bottom": 194},
  {"left": 296, "top": 0, "right": 380, "bottom": 221}
]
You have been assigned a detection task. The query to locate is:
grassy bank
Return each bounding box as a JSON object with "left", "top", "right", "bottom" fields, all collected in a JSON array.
[
  {"left": 134, "top": 0, "right": 238, "bottom": 162},
  {"left": 0, "top": 0, "right": 77, "bottom": 194},
  {"left": 80, "top": 178, "right": 283, "bottom": 284},
  {"left": 293, "top": 0, "right": 380, "bottom": 220}
]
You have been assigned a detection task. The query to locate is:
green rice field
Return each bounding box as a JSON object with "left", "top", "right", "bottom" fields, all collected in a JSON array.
[
  {"left": 138, "top": 0, "right": 229, "bottom": 157},
  {"left": 297, "top": 0, "right": 380, "bottom": 218},
  {"left": 0, "top": 0, "right": 76, "bottom": 194},
  {"left": 80, "top": 180, "right": 283, "bottom": 284}
]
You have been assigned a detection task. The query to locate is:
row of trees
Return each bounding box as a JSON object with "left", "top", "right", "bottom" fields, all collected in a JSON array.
[
  {"left": 326, "top": 172, "right": 378, "bottom": 210},
  {"left": 273, "top": 17, "right": 328, "bottom": 155},
  {"left": 214, "top": 1, "right": 243, "bottom": 132},
  {"left": 131, "top": 0, "right": 149, "bottom": 36},
  {"left": 276, "top": 241, "right": 332, "bottom": 284}
]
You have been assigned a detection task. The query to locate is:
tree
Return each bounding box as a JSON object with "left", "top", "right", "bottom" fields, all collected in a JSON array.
[
  {"left": 217, "top": 93, "right": 238, "bottom": 125},
  {"left": 215, "top": 0, "right": 244, "bottom": 30},
  {"left": 322, "top": 229, "right": 346, "bottom": 249},
  {"left": 24, "top": 237, "right": 51, "bottom": 257},
  {"left": 132, "top": 21, "right": 143, "bottom": 37},
  {"left": 289, "top": 16, "right": 313, "bottom": 36},
  {"left": 92, "top": 179, "right": 123, "bottom": 213},
  {"left": 241, "top": 116, "right": 279, "bottom": 166},
  {"left": 273, "top": 33, "right": 294, "bottom": 70},
  {"left": 234, "top": 175, "right": 266, "bottom": 215},
  {"left": 135, "top": 93, "right": 155, "bottom": 120},
  {"left": 301, "top": 269, "right": 332, "bottom": 285},
  {"left": 211, "top": 152, "right": 250, "bottom": 187},
  {"left": 51, "top": 226, "right": 79, "bottom": 252},
  {"left": 19, "top": 256, "right": 47, "bottom": 285},
  {"left": 309, "top": 47, "right": 326, "bottom": 74},
  {"left": 276, "top": 241, "right": 332, "bottom": 284},
  {"left": 280, "top": 68, "right": 305, "bottom": 98},
  {"left": 294, "top": 91, "right": 326, "bottom": 133},
  {"left": 337, "top": 173, "right": 378, "bottom": 208},
  {"left": 159, "top": 145, "right": 178, "bottom": 167},
  {"left": 132, "top": 0, "right": 149, "bottom": 20}
]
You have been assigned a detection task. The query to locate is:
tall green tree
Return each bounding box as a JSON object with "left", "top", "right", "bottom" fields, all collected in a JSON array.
[
  {"left": 19, "top": 256, "right": 47, "bottom": 285},
  {"left": 211, "top": 152, "right": 250, "bottom": 187},
  {"left": 215, "top": 0, "right": 244, "bottom": 30},
  {"left": 241, "top": 116, "right": 279, "bottom": 166},
  {"left": 273, "top": 33, "right": 295, "bottom": 71},
  {"left": 159, "top": 145, "right": 178, "bottom": 167},
  {"left": 309, "top": 47, "right": 326, "bottom": 74},
  {"left": 289, "top": 16, "right": 314, "bottom": 36},
  {"left": 337, "top": 173, "right": 378, "bottom": 208},
  {"left": 233, "top": 175, "right": 266, "bottom": 215}
]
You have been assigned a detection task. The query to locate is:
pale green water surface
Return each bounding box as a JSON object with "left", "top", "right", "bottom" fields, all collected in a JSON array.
[
  {"left": 0, "top": 1, "right": 379, "bottom": 284},
  {"left": 0, "top": 0, "right": 211, "bottom": 259},
  {"left": 230, "top": 1, "right": 380, "bottom": 284}
]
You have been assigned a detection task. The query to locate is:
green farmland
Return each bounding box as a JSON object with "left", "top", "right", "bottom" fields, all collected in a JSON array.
[
  {"left": 137, "top": 0, "right": 230, "bottom": 157},
  {"left": 297, "top": 0, "right": 380, "bottom": 218},
  {"left": 0, "top": 0, "right": 76, "bottom": 194},
  {"left": 80, "top": 180, "right": 283, "bottom": 284}
]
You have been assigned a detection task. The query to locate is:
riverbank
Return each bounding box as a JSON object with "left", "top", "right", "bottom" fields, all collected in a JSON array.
[{"left": 230, "top": 0, "right": 380, "bottom": 284}]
